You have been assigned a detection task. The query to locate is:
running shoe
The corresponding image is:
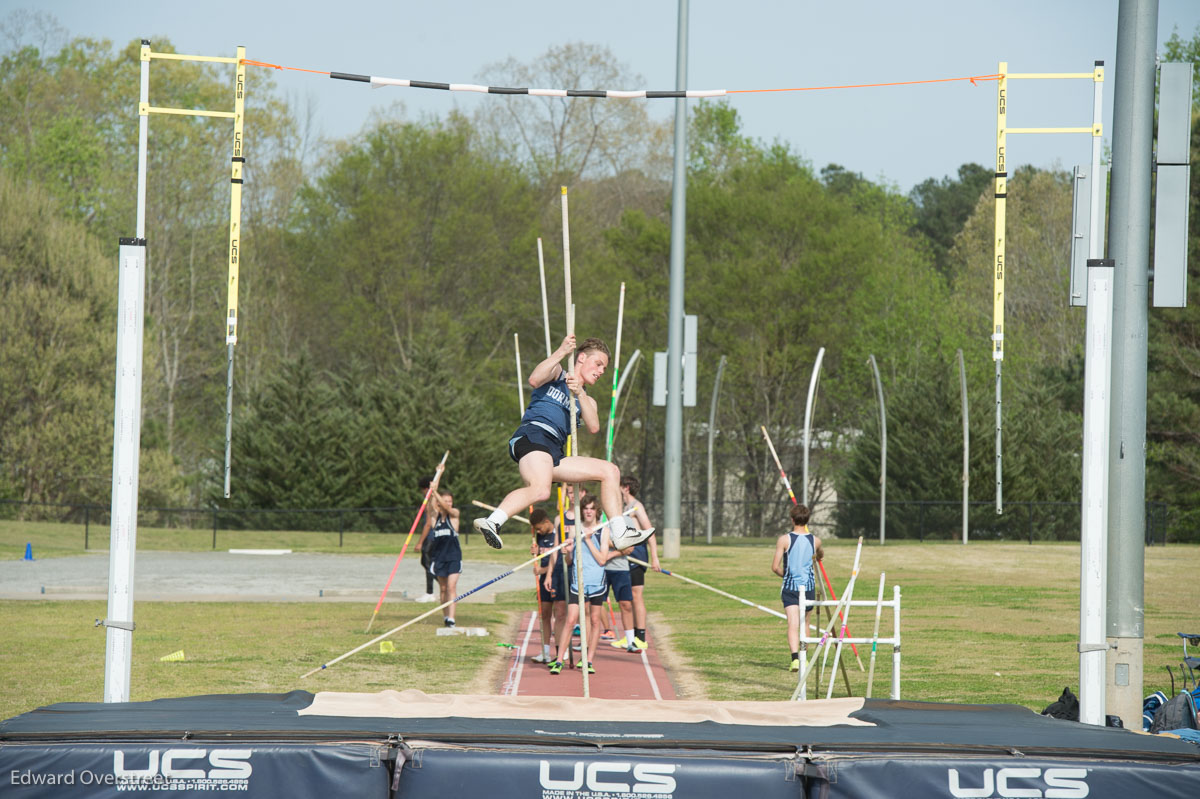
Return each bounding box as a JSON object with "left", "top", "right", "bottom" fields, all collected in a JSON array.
[
  {"left": 444, "top": 618, "right": 455, "bottom": 628},
  {"left": 473, "top": 517, "right": 504, "bottom": 549},
  {"left": 609, "top": 637, "right": 628, "bottom": 650},
  {"left": 609, "top": 526, "right": 654, "bottom": 550},
  {"left": 531, "top": 653, "right": 549, "bottom": 664},
  {"left": 548, "top": 660, "right": 562, "bottom": 675},
  {"left": 789, "top": 659, "right": 800, "bottom": 672},
  {"left": 585, "top": 662, "right": 596, "bottom": 674},
  {"left": 414, "top": 593, "right": 436, "bottom": 603},
  {"left": 626, "top": 642, "right": 638, "bottom": 653},
  {"left": 630, "top": 636, "right": 647, "bottom": 651},
  {"left": 600, "top": 630, "right": 615, "bottom": 641}
]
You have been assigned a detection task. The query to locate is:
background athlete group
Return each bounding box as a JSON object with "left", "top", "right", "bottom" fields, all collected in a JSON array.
[{"left": 413, "top": 332, "right": 826, "bottom": 673}]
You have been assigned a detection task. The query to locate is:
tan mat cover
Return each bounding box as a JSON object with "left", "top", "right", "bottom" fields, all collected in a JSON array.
[{"left": 301, "top": 690, "right": 871, "bottom": 727}]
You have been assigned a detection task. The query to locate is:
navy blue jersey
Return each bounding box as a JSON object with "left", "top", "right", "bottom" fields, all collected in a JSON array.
[
  {"left": 427, "top": 513, "right": 461, "bottom": 562},
  {"left": 520, "top": 372, "right": 579, "bottom": 441}
]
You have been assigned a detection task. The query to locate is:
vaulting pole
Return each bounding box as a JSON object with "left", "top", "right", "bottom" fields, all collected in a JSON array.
[
  {"left": 306, "top": 538, "right": 571, "bottom": 679},
  {"left": 514, "top": 334, "right": 525, "bottom": 419},
  {"left": 537, "top": 237, "right": 551, "bottom": 358},
  {"left": 605, "top": 282, "right": 626, "bottom": 461},
  {"left": 562, "top": 186, "right": 588, "bottom": 696}
]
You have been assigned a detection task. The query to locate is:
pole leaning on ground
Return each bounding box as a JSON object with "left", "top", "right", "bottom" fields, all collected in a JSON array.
[
  {"left": 866, "top": 571, "right": 887, "bottom": 698},
  {"left": 537, "top": 237, "right": 552, "bottom": 358},
  {"left": 562, "top": 186, "right": 588, "bottom": 698},
  {"left": 304, "top": 538, "right": 572, "bottom": 679},
  {"left": 628, "top": 556, "right": 786, "bottom": 620},
  {"left": 605, "top": 282, "right": 626, "bottom": 461},
  {"left": 792, "top": 537, "right": 863, "bottom": 700},
  {"left": 761, "top": 425, "right": 863, "bottom": 668},
  {"left": 365, "top": 450, "right": 449, "bottom": 634}
]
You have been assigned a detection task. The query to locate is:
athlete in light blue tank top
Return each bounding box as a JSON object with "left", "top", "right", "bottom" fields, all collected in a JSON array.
[{"left": 771, "top": 503, "right": 824, "bottom": 672}]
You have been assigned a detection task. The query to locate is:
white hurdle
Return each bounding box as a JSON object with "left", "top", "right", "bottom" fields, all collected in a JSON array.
[{"left": 796, "top": 585, "right": 902, "bottom": 701}]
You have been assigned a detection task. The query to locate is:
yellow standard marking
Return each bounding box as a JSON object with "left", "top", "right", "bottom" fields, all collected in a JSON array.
[
  {"left": 227, "top": 46, "right": 246, "bottom": 347},
  {"left": 1007, "top": 126, "right": 1093, "bottom": 134},
  {"left": 992, "top": 62, "right": 1006, "bottom": 363},
  {"left": 148, "top": 52, "right": 241, "bottom": 65},
  {"left": 1006, "top": 72, "right": 1095, "bottom": 80},
  {"left": 144, "top": 105, "right": 237, "bottom": 119}
]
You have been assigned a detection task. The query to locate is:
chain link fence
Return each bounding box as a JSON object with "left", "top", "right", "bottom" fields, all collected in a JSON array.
[{"left": 0, "top": 497, "right": 1175, "bottom": 548}]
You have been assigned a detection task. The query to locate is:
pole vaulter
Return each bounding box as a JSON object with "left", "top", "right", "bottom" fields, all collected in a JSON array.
[
  {"left": 761, "top": 425, "right": 864, "bottom": 669},
  {"left": 364, "top": 450, "right": 449, "bottom": 633}
]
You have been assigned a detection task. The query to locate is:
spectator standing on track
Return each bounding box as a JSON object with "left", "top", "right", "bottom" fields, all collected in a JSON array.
[
  {"left": 529, "top": 508, "right": 565, "bottom": 664},
  {"left": 620, "top": 476, "right": 658, "bottom": 651},
  {"left": 548, "top": 494, "right": 611, "bottom": 676},
  {"left": 771, "top": 503, "right": 824, "bottom": 671}
]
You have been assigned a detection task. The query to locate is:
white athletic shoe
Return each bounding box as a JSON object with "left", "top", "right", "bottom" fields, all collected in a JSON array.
[
  {"left": 610, "top": 526, "right": 654, "bottom": 550},
  {"left": 414, "top": 593, "right": 436, "bottom": 603},
  {"left": 531, "top": 653, "right": 549, "bottom": 664},
  {"left": 473, "top": 517, "right": 504, "bottom": 549}
]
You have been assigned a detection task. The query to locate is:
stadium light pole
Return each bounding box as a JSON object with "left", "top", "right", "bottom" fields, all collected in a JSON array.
[{"left": 662, "top": 0, "right": 689, "bottom": 558}]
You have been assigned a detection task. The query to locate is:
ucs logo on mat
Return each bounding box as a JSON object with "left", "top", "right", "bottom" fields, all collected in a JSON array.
[
  {"left": 539, "top": 760, "right": 677, "bottom": 797},
  {"left": 113, "top": 749, "right": 252, "bottom": 788},
  {"left": 947, "top": 767, "right": 1089, "bottom": 798}
]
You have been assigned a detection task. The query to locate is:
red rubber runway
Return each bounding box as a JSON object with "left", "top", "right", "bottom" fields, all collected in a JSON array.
[{"left": 499, "top": 611, "right": 676, "bottom": 700}]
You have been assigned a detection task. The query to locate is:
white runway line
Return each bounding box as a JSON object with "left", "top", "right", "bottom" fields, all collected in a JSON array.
[
  {"left": 640, "top": 648, "right": 663, "bottom": 701},
  {"left": 503, "top": 611, "right": 538, "bottom": 696}
]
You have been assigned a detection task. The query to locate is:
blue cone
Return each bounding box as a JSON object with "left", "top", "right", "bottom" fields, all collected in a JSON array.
[{"left": 23, "top": 542, "right": 33, "bottom": 561}]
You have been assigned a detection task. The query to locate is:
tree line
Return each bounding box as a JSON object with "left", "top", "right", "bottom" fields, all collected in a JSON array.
[{"left": 2, "top": 13, "right": 1198, "bottom": 542}]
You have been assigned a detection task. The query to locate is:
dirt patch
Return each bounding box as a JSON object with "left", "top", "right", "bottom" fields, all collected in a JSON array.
[{"left": 648, "top": 611, "right": 706, "bottom": 701}]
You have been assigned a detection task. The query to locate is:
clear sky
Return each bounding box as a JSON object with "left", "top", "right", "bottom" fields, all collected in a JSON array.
[{"left": 6, "top": 0, "right": 1200, "bottom": 192}]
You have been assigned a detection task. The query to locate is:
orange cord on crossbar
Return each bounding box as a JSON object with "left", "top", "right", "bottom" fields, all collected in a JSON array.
[
  {"left": 241, "top": 58, "right": 330, "bottom": 76},
  {"left": 239, "top": 58, "right": 1003, "bottom": 95},
  {"left": 728, "top": 73, "right": 1004, "bottom": 94}
]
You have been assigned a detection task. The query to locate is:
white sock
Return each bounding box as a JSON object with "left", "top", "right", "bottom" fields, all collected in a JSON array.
[
  {"left": 625, "top": 629, "right": 635, "bottom": 644},
  {"left": 543, "top": 644, "right": 551, "bottom": 657},
  {"left": 608, "top": 513, "right": 629, "bottom": 534},
  {"left": 487, "top": 509, "right": 508, "bottom": 526}
]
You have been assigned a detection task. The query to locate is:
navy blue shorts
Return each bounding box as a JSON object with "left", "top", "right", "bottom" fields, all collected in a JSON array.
[
  {"left": 781, "top": 588, "right": 815, "bottom": 610},
  {"left": 509, "top": 424, "right": 565, "bottom": 466},
  {"left": 538, "top": 559, "right": 566, "bottom": 602},
  {"left": 604, "top": 568, "right": 633, "bottom": 602},
  {"left": 629, "top": 564, "right": 646, "bottom": 587},
  {"left": 431, "top": 559, "right": 461, "bottom": 578},
  {"left": 568, "top": 588, "right": 607, "bottom": 606}
]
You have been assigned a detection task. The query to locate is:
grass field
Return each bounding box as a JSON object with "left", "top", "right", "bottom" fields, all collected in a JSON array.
[{"left": 0, "top": 526, "right": 1195, "bottom": 723}]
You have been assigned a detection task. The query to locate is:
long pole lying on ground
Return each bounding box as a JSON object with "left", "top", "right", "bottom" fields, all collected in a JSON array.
[
  {"left": 866, "top": 572, "right": 886, "bottom": 698},
  {"left": 304, "top": 538, "right": 572, "bottom": 679},
  {"left": 792, "top": 537, "right": 863, "bottom": 701},
  {"left": 628, "top": 555, "right": 785, "bottom": 620},
  {"left": 365, "top": 450, "right": 449, "bottom": 634},
  {"left": 761, "top": 425, "right": 863, "bottom": 669}
]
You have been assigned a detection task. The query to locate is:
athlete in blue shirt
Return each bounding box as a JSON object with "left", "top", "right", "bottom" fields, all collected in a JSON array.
[
  {"left": 771, "top": 503, "right": 824, "bottom": 672},
  {"left": 474, "top": 335, "right": 652, "bottom": 554}
]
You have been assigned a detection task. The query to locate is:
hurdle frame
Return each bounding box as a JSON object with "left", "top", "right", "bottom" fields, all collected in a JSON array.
[{"left": 797, "top": 585, "right": 902, "bottom": 701}]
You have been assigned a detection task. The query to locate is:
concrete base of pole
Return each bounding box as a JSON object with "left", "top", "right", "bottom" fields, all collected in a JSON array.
[
  {"left": 663, "top": 528, "right": 681, "bottom": 559},
  {"left": 1106, "top": 636, "right": 1143, "bottom": 728}
]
